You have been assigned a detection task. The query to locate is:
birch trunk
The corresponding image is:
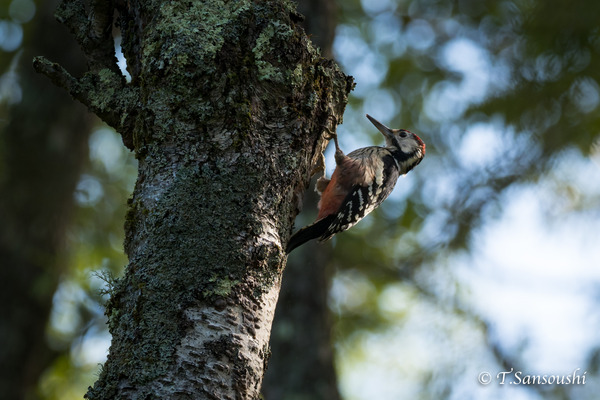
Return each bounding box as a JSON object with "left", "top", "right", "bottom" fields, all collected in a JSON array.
[{"left": 35, "top": 0, "right": 352, "bottom": 398}]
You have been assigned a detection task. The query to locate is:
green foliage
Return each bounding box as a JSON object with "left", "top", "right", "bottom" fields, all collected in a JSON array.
[{"left": 323, "top": 0, "right": 600, "bottom": 399}]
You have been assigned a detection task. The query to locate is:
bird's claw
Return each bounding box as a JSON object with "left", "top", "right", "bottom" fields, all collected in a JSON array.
[
  {"left": 321, "top": 115, "right": 341, "bottom": 152},
  {"left": 322, "top": 126, "right": 337, "bottom": 141}
]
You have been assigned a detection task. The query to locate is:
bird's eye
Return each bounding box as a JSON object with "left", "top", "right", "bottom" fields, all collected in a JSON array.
[{"left": 399, "top": 131, "right": 407, "bottom": 138}]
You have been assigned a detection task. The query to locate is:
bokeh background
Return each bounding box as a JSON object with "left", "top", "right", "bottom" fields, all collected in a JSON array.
[{"left": 2, "top": 0, "right": 599, "bottom": 399}]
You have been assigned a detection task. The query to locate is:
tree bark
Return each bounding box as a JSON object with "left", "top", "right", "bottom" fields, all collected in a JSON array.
[
  {"left": 35, "top": 0, "right": 352, "bottom": 398},
  {"left": 0, "top": 1, "right": 93, "bottom": 398},
  {"left": 263, "top": 0, "right": 341, "bottom": 398}
]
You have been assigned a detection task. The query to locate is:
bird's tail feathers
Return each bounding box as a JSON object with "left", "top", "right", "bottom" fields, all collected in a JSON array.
[{"left": 286, "top": 214, "right": 335, "bottom": 254}]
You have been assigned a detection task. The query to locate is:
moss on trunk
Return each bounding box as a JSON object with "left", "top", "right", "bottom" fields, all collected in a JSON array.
[{"left": 36, "top": 0, "right": 352, "bottom": 398}]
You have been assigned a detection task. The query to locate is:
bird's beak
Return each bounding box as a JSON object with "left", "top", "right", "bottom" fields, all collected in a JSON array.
[{"left": 366, "top": 114, "right": 393, "bottom": 139}]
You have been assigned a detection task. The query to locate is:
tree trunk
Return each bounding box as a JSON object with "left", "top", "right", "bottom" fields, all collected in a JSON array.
[
  {"left": 35, "top": 0, "right": 352, "bottom": 398},
  {"left": 0, "top": 1, "right": 93, "bottom": 398},
  {"left": 263, "top": 0, "right": 342, "bottom": 398}
]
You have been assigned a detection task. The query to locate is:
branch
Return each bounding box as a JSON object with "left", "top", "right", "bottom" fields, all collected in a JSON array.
[
  {"left": 56, "top": 0, "right": 119, "bottom": 73},
  {"left": 32, "top": 56, "right": 79, "bottom": 94},
  {"left": 33, "top": 56, "right": 137, "bottom": 150},
  {"left": 34, "top": 0, "right": 137, "bottom": 149},
  {"left": 55, "top": 0, "right": 88, "bottom": 43}
]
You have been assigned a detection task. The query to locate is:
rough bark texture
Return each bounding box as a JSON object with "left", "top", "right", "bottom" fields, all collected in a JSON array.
[
  {"left": 35, "top": 0, "right": 352, "bottom": 398},
  {"left": 264, "top": 0, "right": 341, "bottom": 398},
  {"left": 0, "top": 1, "right": 93, "bottom": 398}
]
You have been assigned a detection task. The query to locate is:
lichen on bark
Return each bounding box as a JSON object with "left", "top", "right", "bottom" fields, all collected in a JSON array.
[{"left": 35, "top": 0, "right": 353, "bottom": 398}]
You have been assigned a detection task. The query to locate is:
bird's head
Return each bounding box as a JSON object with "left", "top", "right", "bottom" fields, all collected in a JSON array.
[{"left": 366, "top": 114, "right": 426, "bottom": 158}]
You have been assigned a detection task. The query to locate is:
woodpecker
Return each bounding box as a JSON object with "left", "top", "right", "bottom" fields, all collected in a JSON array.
[{"left": 286, "top": 114, "right": 426, "bottom": 254}]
